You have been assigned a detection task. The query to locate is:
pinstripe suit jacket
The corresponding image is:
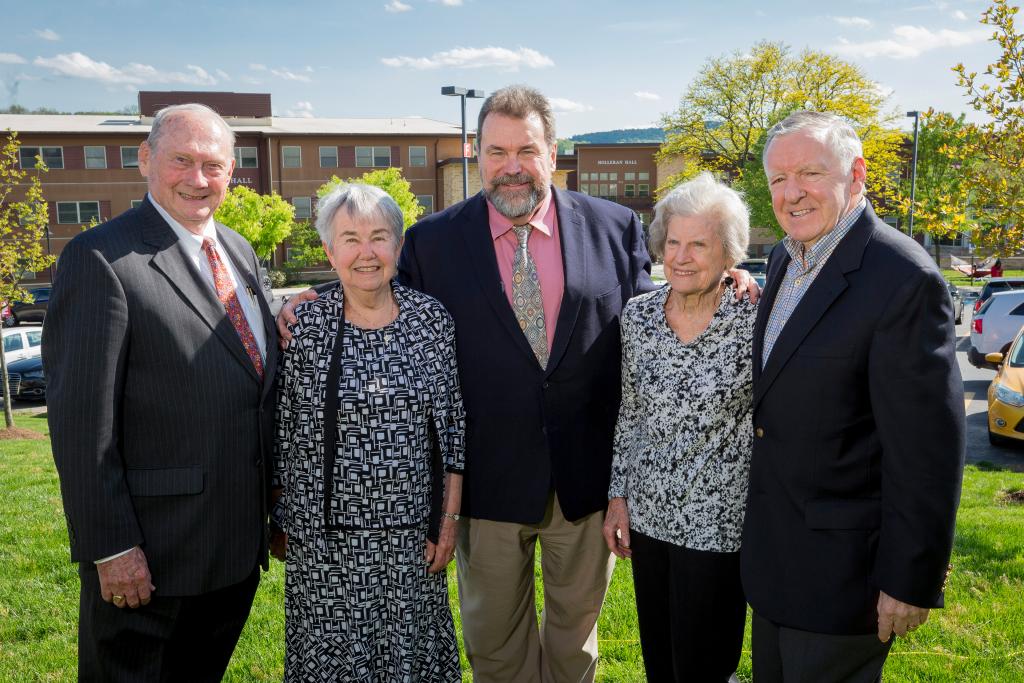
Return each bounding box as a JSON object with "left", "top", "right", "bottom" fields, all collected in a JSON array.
[{"left": 44, "top": 196, "right": 278, "bottom": 596}]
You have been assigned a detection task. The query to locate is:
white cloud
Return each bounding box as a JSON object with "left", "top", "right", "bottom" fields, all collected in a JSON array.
[
  {"left": 285, "top": 101, "right": 314, "bottom": 118},
  {"left": 270, "top": 67, "right": 312, "bottom": 82},
  {"left": 385, "top": 0, "right": 412, "bottom": 11},
  {"left": 952, "top": 9, "right": 968, "bottom": 20},
  {"left": 33, "top": 52, "right": 218, "bottom": 85},
  {"left": 634, "top": 91, "right": 660, "bottom": 101},
  {"left": 0, "top": 53, "right": 26, "bottom": 64},
  {"left": 215, "top": 68, "right": 230, "bottom": 80},
  {"left": 249, "top": 63, "right": 267, "bottom": 71},
  {"left": 833, "top": 25, "right": 989, "bottom": 59},
  {"left": 34, "top": 28, "right": 60, "bottom": 41},
  {"left": 440, "top": 0, "right": 462, "bottom": 5},
  {"left": 240, "top": 75, "right": 262, "bottom": 85},
  {"left": 549, "top": 98, "right": 593, "bottom": 113},
  {"left": 832, "top": 16, "right": 872, "bottom": 28},
  {"left": 381, "top": 46, "right": 553, "bottom": 71}
]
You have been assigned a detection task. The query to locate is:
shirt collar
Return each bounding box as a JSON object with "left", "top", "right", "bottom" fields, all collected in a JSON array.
[
  {"left": 487, "top": 188, "right": 555, "bottom": 241},
  {"left": 782, "top": 197, "right": 866, "bottom": 267},
  {"left": 149, "top": 193, "right": 218, "bottom": 256}
]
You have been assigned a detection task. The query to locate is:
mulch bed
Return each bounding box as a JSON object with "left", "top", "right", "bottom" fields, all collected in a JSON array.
[{"left": 0, "top": 427, "right": 46, "bottom": 440}]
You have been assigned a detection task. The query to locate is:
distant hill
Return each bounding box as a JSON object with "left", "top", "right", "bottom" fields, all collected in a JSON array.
[{"left": 568, "top": 128, "right": 666, "bottom": 144}]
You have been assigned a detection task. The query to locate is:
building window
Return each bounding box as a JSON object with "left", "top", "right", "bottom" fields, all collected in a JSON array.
[
  {"left": 84, "top": 146, "right": 107, "bottom": 169},
  {"left": 286, "top": 247, "right": 300, "bottom": 262},
  {"left": 356, "top": 146, "right": 392, "bottom": 167},
  {"left": 638, "top": 184, "right": 650, "bottom": 197},
  {"left": 599, "top": 172, "right": 608, "bottom": 181},
  {"left": 415, "top": 194, "right": 434, "bottom": 214},
  {"left": 624, "top": 172, "right": 636, "bottom": 181},
  {"left": 56, "top": 201, "right": 101, "bottom": 224},
  {"left": 131, "top": 199, "right": 144, "bottom": 209},
  {"left": 282, "top": 146, "right": 302, "bottom": 169},
  {"left": 624, "top": 184, "right": 635, "bottom": 198},
  {"left": 292, "top": 196, "right": 312, "bottom": 220},
  {"left": 409, "top": 146, "right": 427, "bottom": 167},
  {"left": 234, "top": 147, "right": 258, "bottom": 168},
  {"left": 638, "top": 172, "right": 650, "bottom": 181},
  {"left": 121, "top": 146, "right": 139, "bottom": 169},
  {"left": 19, "top": 146, "right": 64, "bottom": 169},
  {"left": 599, "top": 184, "right": 609, "bottom": 197},
  {"left": 579, "top": 184, "right": 589, "bottom": 195},
  {"left": 319, "top": 146, "right": 338, "bottom": 168},
  {"left": 607, "top": 183, "right": 618, "bottom": 198},
  {"left": 609, "top": 173, "right": 618, "bottom": 181}
]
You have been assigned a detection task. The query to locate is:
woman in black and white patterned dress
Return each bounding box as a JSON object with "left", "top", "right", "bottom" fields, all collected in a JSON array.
[
  {"left": 273, "top": 183, "right": 464, "bottom": 682},
  {"left": 602, "top": 172, "right": 755, "bottom": 682}
]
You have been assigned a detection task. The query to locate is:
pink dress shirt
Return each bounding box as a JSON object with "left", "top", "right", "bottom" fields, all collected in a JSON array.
[{"left": 487, "top": 192, "right": 565, "bottom": 352}]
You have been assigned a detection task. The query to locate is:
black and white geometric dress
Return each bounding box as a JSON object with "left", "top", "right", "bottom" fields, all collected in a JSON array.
[{"left": 274, "top": 282, "right": 465, "bottom": 682}]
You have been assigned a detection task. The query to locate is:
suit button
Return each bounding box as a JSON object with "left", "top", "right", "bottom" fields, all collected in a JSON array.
[
  {"left": 755, "top": 427, "right": 765, "bottom": 438},
  {"left": 543, "top": 382, "right": 550, "bottom": 389},
  {"left": 255, "top": 458, "right": 263, "bottom": 467}
]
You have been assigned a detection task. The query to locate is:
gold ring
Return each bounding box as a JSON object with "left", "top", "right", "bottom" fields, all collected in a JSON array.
[{"left": 112, "top": 595, "right": 125, "bottom": 605}]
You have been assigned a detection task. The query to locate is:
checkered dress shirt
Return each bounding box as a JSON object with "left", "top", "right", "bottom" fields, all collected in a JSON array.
[{"left": 761, "top": 198, "right": 866, "bottom": 368}]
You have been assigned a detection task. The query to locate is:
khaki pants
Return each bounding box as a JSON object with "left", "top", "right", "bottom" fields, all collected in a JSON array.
[{"left": 456, "top": 494, "right": 615, "bottom": 683}]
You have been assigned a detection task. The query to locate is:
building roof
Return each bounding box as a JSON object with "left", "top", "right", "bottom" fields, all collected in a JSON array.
[{"left": 0, "top": 114, "right": 470, "bottom": 137}]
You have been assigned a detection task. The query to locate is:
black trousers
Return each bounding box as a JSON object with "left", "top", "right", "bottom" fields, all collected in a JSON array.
[
  {"left": 630, "top": 530, "right": 746, "bottom": 682},
  {"left": 77, "top": 565, "right": 260, "bottom": 683},
  {"left": 752, "top": 611, "right": 892, "bottom": 683}
]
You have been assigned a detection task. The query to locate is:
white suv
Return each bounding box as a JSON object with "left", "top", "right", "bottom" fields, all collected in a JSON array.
[
  {"left": 2, "top": 326, "right": 43, "bottom": 364},
  {"left": 969, "top": 290, "right": 1024, "bottom": 369}
]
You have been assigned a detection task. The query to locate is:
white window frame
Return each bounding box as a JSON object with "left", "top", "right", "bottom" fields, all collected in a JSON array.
[
  {"left": 638, "top": 184, "right": 650, "bottom": 197},
  {"left": 20, "top": 146, "right": 64, "bottom": 170},
  {"left": 282, "top": 146, "right": 302, "bottom": 169},
  {"left": 638, "top": 172, "right": 650, "bottom": 181},
  {"left": 319, "top": 146, "right": 339, "bottom": 168},
  {"left": 131, "top": 199, "right": 144, "bottom": 209},
  {"left": 409, "top": 146, "right": 427, "bottom": 167},
  {"left": 415, "top": 194, "right": 434, "bottom": 214},
  {"left": 120, "top": 146, "right": 140, "bottom": 169},
  {"left": 84, "top": 146, "right": 107, "bottom": 169},
  {"left": 356, "top": 146, "right": 392, "bottom": 168},
  {"left": 234, "top": 147, "right": 258, "bottom": 168},
  {"left": 56, "top": 201, "right": 101, "bottom": 224},
  {"left": 292, "top": 196, "right": 312, "bottom": 220}
]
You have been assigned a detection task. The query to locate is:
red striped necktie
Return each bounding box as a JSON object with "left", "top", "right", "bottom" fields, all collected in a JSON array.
[{"left": 201, "top": 237, "right": 264, "bottom": 380}]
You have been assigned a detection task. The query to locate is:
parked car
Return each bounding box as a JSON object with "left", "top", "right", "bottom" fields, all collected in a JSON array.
[
  {"left": 985, "top": 325, "right": 1024, "bottom": 446},
  {"left": 946, "top": 282, "right": 964, "bottom": 325},
  {"left": 969, "top": 290, "right": 1024, "bottom": 369},
  {"left": 4, "top": 354, "right": 45, "bottom": 401},
  {"left": 737, "top": 258, "right": 767, "bottom": 288},
  {"left": 972, "top": 277, "right": 1024, "bottom": 316},
  {"left": 2, "top": 326, "right": 43, "bottom": 363},
  {"left": 8, "top": 286, "right": 50, "bottom": 325}
]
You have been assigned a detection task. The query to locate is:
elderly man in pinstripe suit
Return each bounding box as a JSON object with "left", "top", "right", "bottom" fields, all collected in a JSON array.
[{"left": 43, "top": 103, "right": 278, "bottom": 682}]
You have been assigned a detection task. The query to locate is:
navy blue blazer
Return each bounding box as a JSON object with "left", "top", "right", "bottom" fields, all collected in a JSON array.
[
  {"left": 741, "top": 203, "right": 965, "bottom": 635},
  {"left": 398, "top": 188, "right": 655, "bottom": 524}
]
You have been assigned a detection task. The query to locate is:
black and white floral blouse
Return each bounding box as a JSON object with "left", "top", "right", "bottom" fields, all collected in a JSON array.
[
  {"left": 273, "top": 282, "right": 466, "bottom": 545},
  {"left": 609, "top": 283, "right": 755, "bottom": 552}
]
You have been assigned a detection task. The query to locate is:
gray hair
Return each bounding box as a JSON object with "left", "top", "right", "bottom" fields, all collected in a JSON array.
[
  {"left": 315, "top": 183, "right": 403, "bottom": 250},
  {"left": 477, "top": 85, "right": 557, "bottom": 149},
  {"left": 647, "top": 172, "right": 750, "bottom": 266},
  {"left": 148, "top": 103, "right": 236, "bottom": 151},
  {"left": 762, "top": 110, "right": 863, "bottom": 173}
]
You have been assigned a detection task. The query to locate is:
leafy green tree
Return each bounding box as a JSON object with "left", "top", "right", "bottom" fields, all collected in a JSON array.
[
  {"left": 287, "top": 167, "right": 424, "bottom": 271},
  {"left": 0, "top": 132, "right": 54, "bottom": 429},
  {"left": 953, "top": 0, "right": 1024, "bottom": 253},
  {"left": 897, "top": 111, "right": 979, "bottom": 262},
  {"left": 659, "top": 40, "right": 903, "bottom": 231},
  {"left": 213, "top": 185, "right": 296, "bottom": 262}
]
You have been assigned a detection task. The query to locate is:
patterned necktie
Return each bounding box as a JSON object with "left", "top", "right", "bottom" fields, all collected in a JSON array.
[
  {"left": 201, "top": 238, "right": 265, "bottom": 380},
  {"left": 511, "top": 224, "right": 548, "bottom": 367}
]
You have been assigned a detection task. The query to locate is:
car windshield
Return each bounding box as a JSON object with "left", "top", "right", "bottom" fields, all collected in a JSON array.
[
  {"left": 1010, "top": 335, "right": 1024, "bottom": 367},
  {"left": 738, "top": 261, "right": 767, "bottom": 274},
  {"left": 984, "top": 281, "right": 1024, "bottom": 299}
]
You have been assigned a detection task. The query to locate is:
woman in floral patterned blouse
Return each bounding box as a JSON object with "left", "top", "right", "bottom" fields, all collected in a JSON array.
[{"left": 602, "top": 172, "right": 755, "bottom": 682}]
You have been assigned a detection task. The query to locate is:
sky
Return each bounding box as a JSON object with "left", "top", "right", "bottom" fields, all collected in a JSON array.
[{"left": 0, "top": 0, "right": 1005, "bottom": 137}]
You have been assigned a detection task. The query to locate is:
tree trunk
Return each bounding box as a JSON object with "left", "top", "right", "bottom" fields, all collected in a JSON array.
[{"left": 1, "top": 346, "right": 13, "bottom": 429}]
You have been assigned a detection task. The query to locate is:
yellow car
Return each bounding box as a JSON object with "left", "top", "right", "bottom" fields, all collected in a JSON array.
[{"left": 987, "top": 326, "right": 1024, "bottom": 446}]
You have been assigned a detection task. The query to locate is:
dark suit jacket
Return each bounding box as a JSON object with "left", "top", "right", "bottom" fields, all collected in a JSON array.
[
  {"left": 397, "top": 188, "right": 654, "bottom": 524},
  {"left": 44, "top": 196, "right": 278, "bottom": 597},
  {"left": 740, "top": 203, "right": 965, "bottom": 635}
]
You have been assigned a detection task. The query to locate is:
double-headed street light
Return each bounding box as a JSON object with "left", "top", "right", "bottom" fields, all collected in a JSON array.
[
  {"left": 442, "top": 86, "right": 485, "bottom": 200},
  {"left": 906, "top": 110, "right": 920, "bottom": 238}
]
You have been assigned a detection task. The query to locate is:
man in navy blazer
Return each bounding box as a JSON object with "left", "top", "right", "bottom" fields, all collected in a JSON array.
[{"left": 741, "top": 111, "right": 964, "bottom": 682}]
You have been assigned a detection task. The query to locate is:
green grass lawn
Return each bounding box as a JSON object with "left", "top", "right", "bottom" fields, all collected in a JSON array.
[
  {"left": 2, "top": 412, "right": 1023, "bottom": 681},
  {"left": 942, "top": 269, "right": 1024, "bottom": 288}
]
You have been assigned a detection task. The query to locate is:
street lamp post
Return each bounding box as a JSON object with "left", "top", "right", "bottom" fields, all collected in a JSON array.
[
  {"left": 906, "top": 110, "right": 920, "bottom": 238},
  {"left": 442, "top": 86, "right": 485, "bottom": 200}
]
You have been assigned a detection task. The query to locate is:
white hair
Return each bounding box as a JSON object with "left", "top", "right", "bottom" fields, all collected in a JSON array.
[
  {"left": 147, "top": 103, "right": 235, "bottom": 151},
  {"left": 762, "top": 110, "right": 863, "bottom": 172},
  {"left": 315, "top": 183, "right": 403, "bottom": 249}
]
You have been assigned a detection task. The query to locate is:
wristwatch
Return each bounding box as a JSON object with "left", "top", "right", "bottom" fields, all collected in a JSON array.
[{"left": 442, "top": 512, "right": 461, "bottom": 521}]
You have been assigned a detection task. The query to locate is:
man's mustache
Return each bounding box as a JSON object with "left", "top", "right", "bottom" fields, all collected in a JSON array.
[{"left": 492, "top": 173, "right": 535, "bottom": 187}]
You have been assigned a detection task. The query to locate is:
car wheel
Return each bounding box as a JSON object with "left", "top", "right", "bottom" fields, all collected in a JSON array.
[
  {"left": 955, "top": 309, "right": 962, "bottom": 325},
  {"left": 989, "top": 427, "right": 1016, "bottom": 447},
  {"left": 1, "top": 317, "right": 14, "bottom": 328}
]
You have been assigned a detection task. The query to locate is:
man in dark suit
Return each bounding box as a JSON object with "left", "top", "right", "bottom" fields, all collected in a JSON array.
[
  {"left": 742, "top": 110, "right": 965, "bottom": 682},
  {"left": 44, "top": 104, "right": 277, "bottom": 682}
]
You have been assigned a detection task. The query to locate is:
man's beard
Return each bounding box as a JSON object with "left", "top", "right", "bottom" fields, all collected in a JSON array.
[{"left": 485, "top": 172, "right": 548, "bottom": 219}]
